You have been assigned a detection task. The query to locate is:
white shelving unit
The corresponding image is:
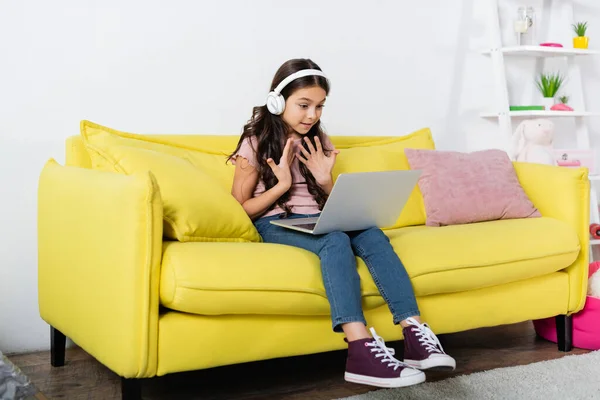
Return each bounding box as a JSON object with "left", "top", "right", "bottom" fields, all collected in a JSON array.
[
  {"left": 484, "top": 0, "right": 599, "bottom": 261},
  {"left": 481, "top": 111, "right": 600, "bottom": 118},
  {"left": 481, "top": 45, "right": 600, "bottom": 57}
]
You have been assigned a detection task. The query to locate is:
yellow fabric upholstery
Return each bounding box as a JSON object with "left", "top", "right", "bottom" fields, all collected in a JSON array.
[
  {"left": 157, "top": 271, "right": 569, "bottom": 375},
  {"left": 513, "top": 162, "right": 590, "bottom": 312},
  {"left": 160, "top": 241, "right": 386, "bottom": 316},
  {"left": 159, "top": 217, "right": 578, "bottom": 316},
  {"left": 38, "top": 125, "right": 590, "bottom": 381},
  {"left": 80, "top": 120, "right": 261, "bottom": 243},
  {"left": 38, "top": 159, "right": 162, "bottom": 378},
  {"left": 81, "top": 120, "right": 237, "bottom": 191},
  {"left": 77, "top": 121, "right": 434, "bottom": 231},
  {"left": 332, "top": 128, "right": 435, "bottom": 227},
  {"left": 390, "top": 217, "right": 580, "bottom": 296},
  {"left": 85, "top": 143, "right": 261, "bottom": 243}
]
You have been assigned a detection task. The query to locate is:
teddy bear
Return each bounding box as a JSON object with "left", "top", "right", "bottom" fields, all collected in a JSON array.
[{"left": 511, "top": 118, "right": 556, "bottom": 166}]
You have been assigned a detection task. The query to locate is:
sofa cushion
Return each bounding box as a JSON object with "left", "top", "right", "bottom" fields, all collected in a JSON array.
[
  {"left": 87, "top": 144, "right": 261, "bottom": 243},
  {"left": 81, "top": 120, "right": 237, "bottom": 191},
  {"left": 404, "top": 148, "right": 541, "bottom": 226},
  {"left": 332, "top": 128, "right": 435, "bottom": 228},
  {"left": 159, "top": 241, "right": 387, "bottom": 316},
  {"left": 389, "top": 217, "right": 580, "bottom": 296},
  {"left": 80, "top": 120, "right": 261, "bottom": 243},
  {"left": 159, "top": 217, "right": 579, "bottom": 316}
]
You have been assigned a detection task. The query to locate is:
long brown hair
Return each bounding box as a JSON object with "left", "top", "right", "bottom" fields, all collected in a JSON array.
[{"left": 228, "top": 58, "right": 332, "bottom": 216}]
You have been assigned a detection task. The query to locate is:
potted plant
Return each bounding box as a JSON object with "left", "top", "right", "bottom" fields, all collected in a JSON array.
[
  {"left": 572, "top": 21, "right": 589, "bottom": 49},
  {"left": 551, "top": 95, "right": 574, "bottom": 111},
  {"left": 536, "top": 72, "right": 564, "bottom": 110}
]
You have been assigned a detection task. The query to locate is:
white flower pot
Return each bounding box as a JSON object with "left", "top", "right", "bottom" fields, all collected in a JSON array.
[{"left": 541, "top": 97, "right": 555, "bottom": 110}]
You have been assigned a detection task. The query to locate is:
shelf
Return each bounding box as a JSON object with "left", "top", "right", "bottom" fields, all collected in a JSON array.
[
  {"left": 591, "top": 239, "right": 600, "bottom": 245},
  {"left": 590, "top": 175, "right": 600, "bottom": 181},
  {"left": 481, "top": 110, "right": 600, "bottom": 118},
  {"left": 482, "top": 46, "right": 600, "bottom": 57}
]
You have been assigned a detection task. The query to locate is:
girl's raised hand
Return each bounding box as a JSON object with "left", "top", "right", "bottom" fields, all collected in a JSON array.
[
  {"left": 266, "top": 138, "right": 293, "bottom": 190},
  {"left": 296, "top": 136, "right": 340, "bottom": 186}
]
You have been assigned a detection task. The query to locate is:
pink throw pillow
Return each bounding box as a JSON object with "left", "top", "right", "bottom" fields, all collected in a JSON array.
[{"left": 404, "top": 148, "right": 541, "bottom": 226}]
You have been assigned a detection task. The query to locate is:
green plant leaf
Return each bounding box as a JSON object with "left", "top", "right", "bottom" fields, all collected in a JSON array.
[
  {"left": 536, "top": 72, "right": 565, "bottom": 97},
  {"left": 572, "top": 21, "right": 588, "bottom": 36}
]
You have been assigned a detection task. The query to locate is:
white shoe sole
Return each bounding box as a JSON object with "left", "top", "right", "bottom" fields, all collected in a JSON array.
[
  {"left": 344, "top": 370, "right": 426, "bottom": 388},
  {"left": 405, "top": 355, "right": 456, "bottom": 371}
]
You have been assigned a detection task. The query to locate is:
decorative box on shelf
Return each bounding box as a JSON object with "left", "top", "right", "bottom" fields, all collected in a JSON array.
[{"left": 553, "top": 148, "right": 596, "bottom": 175}]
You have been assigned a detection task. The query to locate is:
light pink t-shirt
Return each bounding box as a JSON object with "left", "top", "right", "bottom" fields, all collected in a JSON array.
[{"left": 231, "top": 135, "right": 335, "bottom": 218}]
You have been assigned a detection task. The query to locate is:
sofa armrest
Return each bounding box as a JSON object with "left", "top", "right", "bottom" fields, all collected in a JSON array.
[
  {"left": 513, "top": 162, "right": 590, "bottom": 313},
  {"left": 37, "top": 159, "right": 163, "bottom": 378}
]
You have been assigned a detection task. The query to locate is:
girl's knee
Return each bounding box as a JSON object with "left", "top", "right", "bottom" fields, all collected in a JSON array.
[
  {"left": 322, "top": 231, "right": 351, "bottom": 247},
  {"left": 354, "top": 227, "right": 389, "bottom": 244}
]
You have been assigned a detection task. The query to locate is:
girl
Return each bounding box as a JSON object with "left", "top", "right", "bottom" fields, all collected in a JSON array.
[{"left": 228, "top": 58, "right": 455, "bottom": 388}]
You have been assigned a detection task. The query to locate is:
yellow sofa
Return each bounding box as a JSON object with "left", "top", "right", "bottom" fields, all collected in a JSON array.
[{"left": 38, "top": 122, "right": 590, "bottom": 400}]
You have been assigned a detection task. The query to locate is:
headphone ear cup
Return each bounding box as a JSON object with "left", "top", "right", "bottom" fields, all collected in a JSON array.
[
  {"left": 266, "top": 92, "right": 285, "bottom": 115},
  {"left": 276, "top": 94, "right": 285, "bottom": 114}
]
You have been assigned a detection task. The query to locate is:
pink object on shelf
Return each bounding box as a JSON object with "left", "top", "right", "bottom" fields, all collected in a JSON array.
[
  {"left": 540, "top": 42, "right": 564, "bottom": 47},
  {"left": 551, "top": 103, "right": 574, "bottom": 111},
  {"left": 557, "top": 160, "right": 582, "bottom": 167},
  {"left": 533, "top": 261, "right": 600, "bottom": 350},
  {"left": 553, "top": 148, "right": 596, "bottom": 174}
]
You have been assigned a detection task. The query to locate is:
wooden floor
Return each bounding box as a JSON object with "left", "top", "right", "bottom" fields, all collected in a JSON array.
[{"left": 9, "top": 321, "right": 589, "bottom": 400}]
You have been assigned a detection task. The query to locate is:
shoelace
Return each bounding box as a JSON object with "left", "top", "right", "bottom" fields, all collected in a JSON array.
[
  {"left": 406, "top": 317, "right": 446, "bottom": 354},
  {"left": 366, "top": 327, "right": 408, "bottom": 371}
]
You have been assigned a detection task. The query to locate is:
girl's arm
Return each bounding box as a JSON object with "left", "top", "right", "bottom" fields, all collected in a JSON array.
[{"left": 231, "top": 157, "right": 289, "bottom": 220}]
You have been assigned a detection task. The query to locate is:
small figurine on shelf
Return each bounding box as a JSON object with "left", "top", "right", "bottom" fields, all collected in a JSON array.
[
  {"left": 572, "top": 21, "right": 589, "bottom": 49},
  {"left": 558, "top": 152, "right": 582, "bottom": 167},
  {"left": 551, "top": 95, "right": 574, "bottom": 111},
  {"left": 512, "top": 119, "right": 556, "bottom": 165}
]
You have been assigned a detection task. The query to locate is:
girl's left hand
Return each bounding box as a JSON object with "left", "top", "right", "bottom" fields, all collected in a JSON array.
[{"left": 296, "top": 136, "right": 340, "bottom": 186}]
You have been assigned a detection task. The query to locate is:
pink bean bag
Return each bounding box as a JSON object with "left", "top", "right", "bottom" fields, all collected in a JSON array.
[{"left": 533, "top": 261, "right": 600, "bottom": 350}]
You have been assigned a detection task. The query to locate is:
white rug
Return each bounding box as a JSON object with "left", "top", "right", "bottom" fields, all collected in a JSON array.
[{"left": 337, "top": 351, "right": 600, "bottom": 400}]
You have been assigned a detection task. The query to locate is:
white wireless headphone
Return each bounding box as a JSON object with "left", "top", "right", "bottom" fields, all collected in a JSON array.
[{"left": 266, "top": 69, "right": 328, "bottom": 115}]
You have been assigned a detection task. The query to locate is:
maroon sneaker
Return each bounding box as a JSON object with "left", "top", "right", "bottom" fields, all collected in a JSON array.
[
  {"left": 344, "top": 327, "right": 425, "bottom": 388},
  {"left": 402, "top": 318, "right": 456, "bottom": 370}
]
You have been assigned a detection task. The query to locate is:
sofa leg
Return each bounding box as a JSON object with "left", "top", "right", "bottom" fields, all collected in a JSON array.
[
  {"left": 121, "top": 378, "right": 142, "bottom": 400},
  {"left": 555, "top": 314, "right": 573, "bottom": 352},
  {"left": 50, "top": 326, "right": 66, "bottom": 367}
]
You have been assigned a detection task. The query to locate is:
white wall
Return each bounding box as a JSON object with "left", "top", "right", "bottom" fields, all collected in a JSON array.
[{"left": 1, "top": 0, "right": 599, "bottom": 353}]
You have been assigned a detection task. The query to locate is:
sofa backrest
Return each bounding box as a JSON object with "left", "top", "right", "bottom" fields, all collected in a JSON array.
[
  {"left": 66, "top": 134, "right": 416, "bottom": 169},
  {"left": 70, "top": 121, "right": 435, "bottom": 227}
]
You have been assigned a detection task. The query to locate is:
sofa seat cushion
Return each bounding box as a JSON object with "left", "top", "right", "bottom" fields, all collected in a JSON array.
[
  {"left": 160, "top": 217, "right": 579, "bottom": 316},
  {"left": 389, "top": 217, "right": 580, "bottom": 296},
  {"left": 159, "top": 242, "right": 387, "bottom": 316}
]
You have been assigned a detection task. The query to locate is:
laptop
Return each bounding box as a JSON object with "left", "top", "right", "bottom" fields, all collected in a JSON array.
[{"left": 269, "top": 169, "right": 421, "bottom": 235}]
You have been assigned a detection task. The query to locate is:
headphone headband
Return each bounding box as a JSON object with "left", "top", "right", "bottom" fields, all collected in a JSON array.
[
  {"left": 272, "top": 69, "right": 328, "bottom": 94},
  {"left": 266, "top": 68, "right": 328, "bottom": 115}
]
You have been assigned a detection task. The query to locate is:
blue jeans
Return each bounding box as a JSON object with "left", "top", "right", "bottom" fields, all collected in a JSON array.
[{"left": 254, "top": 213, "right": 420, "bottom": 332}]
